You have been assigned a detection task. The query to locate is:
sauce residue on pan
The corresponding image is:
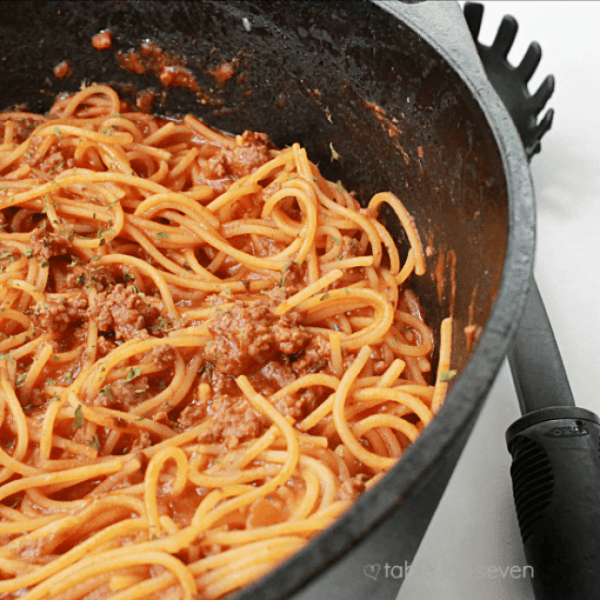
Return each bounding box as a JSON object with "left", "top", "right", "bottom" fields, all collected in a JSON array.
[
  {"left": 117, "top": 41, "right": 209, "bottom": 102},
  {"left": 114, "top": 41, "right": 245, "bottom": 110},
  {"left": 92, "top": 30, "right": 113, "bottom": 50},
  {"left": 53, "top": 60, "right": 73, "bottom": 79},
  {"left": 363, "top": 101, "right": 411, "bottom": 165},
  {"left": 433, "top": 249, "right": 456, "bottom": 317},
  {"left": 209, "top": 59, "right": 238, "bottom": 85},
  {"left": 465, "top": 284, "right": 483, "bottom": 352},
  {"left": 365, "top": 100, "right": 403, "bottom": 138},
  {"left": 134, "top": 88, "right": 158, "bottom": 113}
]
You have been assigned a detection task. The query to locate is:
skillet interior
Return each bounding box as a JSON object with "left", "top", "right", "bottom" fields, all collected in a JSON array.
[{"left": 0, "top": 1, "right": 534, "bottom": 598}]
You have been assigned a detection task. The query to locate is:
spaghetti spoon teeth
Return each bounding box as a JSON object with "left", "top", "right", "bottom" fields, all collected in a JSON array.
[{"left": 463, "top": 2, "right": 555, "bottom": 160}]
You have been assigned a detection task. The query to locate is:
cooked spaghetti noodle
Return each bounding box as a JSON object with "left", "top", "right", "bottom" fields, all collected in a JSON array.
[{"left": 0, "top": 85, "right": 452, "bottom": 600}]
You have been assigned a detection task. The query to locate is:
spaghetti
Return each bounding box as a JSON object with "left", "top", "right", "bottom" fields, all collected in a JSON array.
[{"left": 0, "top": 85, "right": 452, "bottom": 600}]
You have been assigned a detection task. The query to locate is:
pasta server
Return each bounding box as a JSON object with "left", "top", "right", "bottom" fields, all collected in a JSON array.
[{"left": 464, "top": 3, "right": 600, "bottom": 598}]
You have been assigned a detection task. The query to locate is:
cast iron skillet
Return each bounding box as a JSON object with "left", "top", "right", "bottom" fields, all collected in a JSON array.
[{"left": 0, "top": 1, "right": 535, "bottom": 598}]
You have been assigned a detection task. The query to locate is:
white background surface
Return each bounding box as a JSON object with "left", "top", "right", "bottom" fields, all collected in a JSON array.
[{"left": 397, "top": 2, "right": 600, "bottom": 599}]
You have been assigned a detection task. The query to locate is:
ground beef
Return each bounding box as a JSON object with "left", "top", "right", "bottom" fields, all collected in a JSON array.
[
  {"left": 205, "top": 300, "right": 312, "bottom": 377},
  {"left": 227, "top": 131, "right": 271, "bottom": 178},
  {"left": 177, "top": 403, "right": 207, "bottom": 430},
  {"left": 63, "top": 264, "right": 116, "bottom": 292},
  {"left": 273, "top": 387, "right": 324, "bottom": 421},
  {"left": 89, "top": 284, "right": 162, "bottom": 342},
  {"left": 31, "top": 227, "right": 71, "bottom": 260},
  {"left": 31, "top": 291, "right": 88, "bottom": 332},
  {"left": 197, "top": 394, "right": 269, "bottom": 449},
  {"left": 5, "top": 117, "right": 38, "bottom": 144},
  {"left": 130, "top": 431, "right": 153, "bottom": 453},
  {"left": 96, "top": 335, "right": 117, "bottom": 357},
  {"left": 148, "top": 344, "right": 176, "bottom": 369},
  {"left": 203, "top": 130, "right": 271, "bottom": 181},
  {"left": 291, "top": 335, "right": 332, "bottom": 376},
  {"left": 105, "top": 376, "right": 150, "bottom": 410}
]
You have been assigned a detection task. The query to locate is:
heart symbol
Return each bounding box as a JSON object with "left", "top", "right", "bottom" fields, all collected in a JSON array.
[{"left": 364, "top": 564, "right": 381, "bottom": 581}]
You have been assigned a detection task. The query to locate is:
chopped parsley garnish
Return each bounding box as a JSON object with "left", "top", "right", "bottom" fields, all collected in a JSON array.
[
  {"left": 72, "top": 404, "right": 85, "bottom": 429},
  {"left": 125, "top": 367, "right": 142, "bottom": 383},
  {"left": 0, "top": 352, "right": 15, "bottom": 364},
  {"left": 329, "top": 143, "right": 340, "bottom": 161},
  {"left": 85, "top": 434, "right": 101, "bottom": 451},
  {"left": 99, "top": 385, "right": 114, "bottom": 400},
  {"left": 439, "top": 369, "right": 457, "bottom": 383}
]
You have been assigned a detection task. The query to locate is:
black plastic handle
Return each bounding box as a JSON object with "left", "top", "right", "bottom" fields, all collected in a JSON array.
[
  {"left": 506, "top": 407, "right": 600, "bottom": 599},
  {"left": 507, "top": 277, "right": 575, "bottom": 413}
]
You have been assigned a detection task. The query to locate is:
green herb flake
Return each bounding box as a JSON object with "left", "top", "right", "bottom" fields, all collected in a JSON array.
[
  {"left": 439, "top": 369, "right": 457, "bottom": 383},
  {"left": 320, "top": 292, "right": 330, "bottom": 301},
  {"left": 16, "top": 373, "right": 26, "bottom": 386},
  {"left": 329, "top": 143, "right": 340, "bottom": 161},
  {"left": 125, "top": 367, "right": 142, "bottom": 383},
  {"left": 72, "top": 404, "right": 85, "bottom": 430},
  {"left": 54, "top": 126, "right": 62, "bottom": 138},
  {"left": 155, "top": 231, "right": 169, "bottom": 239},
  {"left": 0, "top": 352, "right": 15, "bottom": 365},
  {"left": 46, "top": 378, "right": 56, "bottom": 386},
  {"left": 84, "top": 434, "right": 101, "bottom": 451},
  {"left": 99, "top": 385, "right": 114, "bottom": 400}
]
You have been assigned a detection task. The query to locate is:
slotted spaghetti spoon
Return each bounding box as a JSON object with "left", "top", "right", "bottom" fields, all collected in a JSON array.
[{"left": 464, "top": 3, "right": 600, "bottom": 599}]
